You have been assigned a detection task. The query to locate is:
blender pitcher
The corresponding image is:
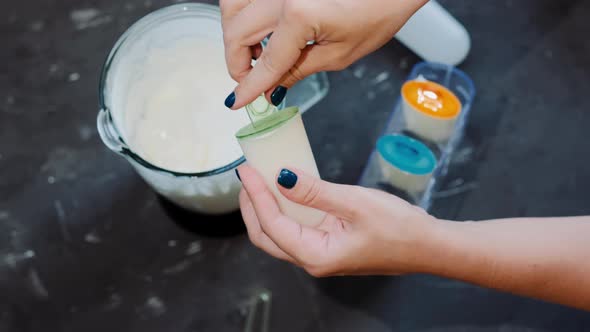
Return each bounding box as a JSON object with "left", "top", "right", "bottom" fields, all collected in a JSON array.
[{"left": 97, "top": 3, "right": 329, "bottom": 215}]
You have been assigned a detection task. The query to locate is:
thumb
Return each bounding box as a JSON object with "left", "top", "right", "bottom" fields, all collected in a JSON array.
[
  {"left": 232, "top": 22, "right": 309, "bottom": 109},
  {"left": 270, "top": 45, "right": 328, "bottom": 89},
  {"left": 276, "top": 168, "right": 362, "bottom": 221},
  {"left": 261, "top": 45, "right": 336, "bottom": 104}
]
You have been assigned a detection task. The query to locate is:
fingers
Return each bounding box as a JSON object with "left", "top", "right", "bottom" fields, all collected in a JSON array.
[
  {"left": 238, "top": 165, "right": 329, "bottom": 262},
  {"left": 237, "top": 165, "right": 283, "bottom": 224},
  {"left": 284, "top": 43, "right": 347, "bottom": 83},
  {"left": 272, "top": 46, "right": 317, "bottom": 89},
  {"left": 276, "top": 168, "right": 364, "bottom": 221},
  {"left": 223, "top": 1, "right": 278, "bottom": 83},
  {"left": 223, "top": 0, "right": 339, "bottom": 108},
  {"left": 239, "top": 189, "right": 298, "bottom": 264},
  {"left": 231, "top": 21, "right": 312, "bottom": 109},
  {"left": 251, "top": 44, "right": 263, "bottom": 60},
  {"left": 220, "top": 0, "right": 252, "bottom": 20},
  {"left": 261, "top": 44, "right": 346, "bottom": 103}
]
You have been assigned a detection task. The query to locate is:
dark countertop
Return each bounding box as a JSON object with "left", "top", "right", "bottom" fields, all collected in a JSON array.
[{"left": 2, "top": 0, "right": 590, "bottom": 331}]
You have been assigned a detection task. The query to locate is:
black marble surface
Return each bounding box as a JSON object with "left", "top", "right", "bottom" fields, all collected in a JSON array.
[{"left": 2, "top": 0, "right": 590, "bottom": 331}]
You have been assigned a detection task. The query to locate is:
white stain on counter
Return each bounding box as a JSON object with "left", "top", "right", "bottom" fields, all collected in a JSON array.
[
  {"left": 104, "top": 293, "right": 123, "bottom": 310},
  {"left": 70, "top": 8, "right": 112, "bottom": 30},
  {"left": 544, "top": 49, "right": 553, "bottom": 59},
  {"left": 162, "top": 259, "right": 192, "bottom": 275},
  {"left": 185, "top": 241, "right": 202, "bottom": 256},
  {"left": 84, "top": 231, "right": 102, "bottom": 244},
  {"left": 70, "top": 8, "right": 99, "bottom": 25},
  {"left": 399, "top": 57, "right": 409, "bottom": 70},
  {"left": 68, "top": 72, "right": 80, "bottom": 82},
  {"left": 322, "top": 159, "right": 343, "bottom": 180},
  {"left": 3, "top": 250, "right": 35, "bottom": 269},
  {"left": 144, "top": 296, "right": 166, "bottom": 316},
  {"left": 54, "top": 200, "right": 71, "bottom": 242},
  {"left": 352, "top": 65, "right": 366, "bottom": 79},
  {"left": 41, "top": 147, "right": 81, "bottom": 182},
  {"left": 371, "top": 71, "right": 390, "bottom": 85},
  {"left": 29, "top": 20, "right": 45, "bottom": 32},
  {"left": 49, "top": 64, "right": 59, "bottom": 74},
  {"left": 29, "top": 268, "right": 49, "bottom": 299},
  {"left": 78, "top": 125, "right": 94, "bottom": 141},
  {"left": 433, "top": 181, "right": 479, "bottom": 199},
  {"left": 452, "top": 147, "right": 474, "bottom": 164}
]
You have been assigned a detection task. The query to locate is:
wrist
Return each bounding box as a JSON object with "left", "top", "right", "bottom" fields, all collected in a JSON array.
[
  {"left": 406, "top": 217, "right": 464, "bottom": 275},
  {"left": 416, "top": 219, "right": 488, "bottom": 281}
]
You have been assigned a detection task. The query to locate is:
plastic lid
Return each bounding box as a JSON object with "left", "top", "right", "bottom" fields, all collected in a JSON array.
[
  {"left": 245, "top": 95, "right": 277, "bottom": 124},
  {"left": 377, "top": 134, "right": 437, "bottom": 175},
  {"left": 236, "top": 106, "right": 299, "bottom": 140},
  {"left": 401, "top": 80, "right": 461, "bottom": 119}
]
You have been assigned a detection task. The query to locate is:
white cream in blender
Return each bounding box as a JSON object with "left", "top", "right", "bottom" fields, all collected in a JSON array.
[{"left": 123, "top": 38, "right": 250, "bottom": 173}]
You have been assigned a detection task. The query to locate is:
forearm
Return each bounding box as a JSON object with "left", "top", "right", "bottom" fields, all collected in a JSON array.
[{"left": 419, "top": 216, "right": 590, "bottom": 311}]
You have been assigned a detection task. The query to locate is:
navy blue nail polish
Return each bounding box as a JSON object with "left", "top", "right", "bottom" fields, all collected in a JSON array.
[
  {"left": 277, "top": 169, "right": 297, "bottom": 189},
  {"left": 235, "top": 169, "right": 241, "bottom": 182},
  {"left": 224, "top": 91, "right": 236, "bottom": 108},
  {"left": 270, "top": 86, "right": 287, "bottom": 106}
]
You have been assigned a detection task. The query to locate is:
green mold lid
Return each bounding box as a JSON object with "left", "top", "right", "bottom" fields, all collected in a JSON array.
[{"left": 236, "top": 106, "right": 299, "bottom": 140}]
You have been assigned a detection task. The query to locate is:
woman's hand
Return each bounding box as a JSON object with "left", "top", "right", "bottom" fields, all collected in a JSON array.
[
  {"left": 238, "top": 165, "right": 590, "bottom": 311},
  {"left": 220, "top": 0, "right": 428, "bottom": 109},
  {"left": 237, "top": 165, "right": 437, "bottom": 277}
]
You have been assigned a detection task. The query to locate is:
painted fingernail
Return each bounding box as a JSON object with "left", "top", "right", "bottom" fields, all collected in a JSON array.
[
  {"left": 277, "top": 168, "right": 297, "bottom": 189},
  {"left": 270, "top": 86, "right": 287, "bottom": 106},
  {"left": 224, "top": 91, "right": 236, "bottom": 108},
  {"left": 235, "top": 169, "right": 241, "bottom": 182}
]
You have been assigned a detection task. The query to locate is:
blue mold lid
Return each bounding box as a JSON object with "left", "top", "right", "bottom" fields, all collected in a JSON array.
[{"left": 377, "top": 134, "right": 437, "bottom": 175}]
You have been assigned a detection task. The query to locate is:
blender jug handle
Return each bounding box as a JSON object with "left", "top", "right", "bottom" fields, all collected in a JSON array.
[{"left": 97, "top": 108, "right": 126, "bottom": 153}]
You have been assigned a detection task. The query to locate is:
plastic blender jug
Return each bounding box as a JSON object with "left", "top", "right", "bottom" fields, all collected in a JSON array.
[{"left": 97, "top": 3, "right": 329, "bottom": 214}]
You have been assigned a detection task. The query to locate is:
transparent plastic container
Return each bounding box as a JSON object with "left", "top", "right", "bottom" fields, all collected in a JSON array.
[
  {"left": 236, "top": 106, "right": 325, "bottom": 226},
  {"left": 97, "top": 3, "right": 329, "bottom": 214},
  {"left": 358, "top": 62, "right": 475, "bottom": 210}
]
